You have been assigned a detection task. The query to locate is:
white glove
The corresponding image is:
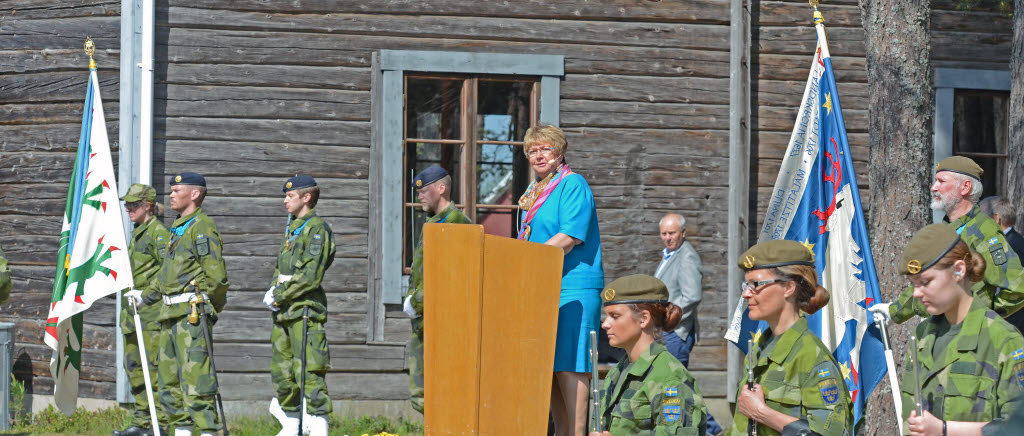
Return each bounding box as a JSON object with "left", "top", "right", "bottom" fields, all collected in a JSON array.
[
  {"left": 124, "top": 289, "right": 143, "bottom": 306},
  {"left": 868, "top": 302, "right": 892, "bottom": 324},
  {"left": 263, "top": 286, "right": 279, "bottom": 312},
  {"left": 403, "top": 295, "right": 418, "bottom": 318}
]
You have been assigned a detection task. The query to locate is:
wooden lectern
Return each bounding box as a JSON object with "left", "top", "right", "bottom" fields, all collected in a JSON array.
[{"left": 422, "top": 223, "right": 563, "bottom": 435}]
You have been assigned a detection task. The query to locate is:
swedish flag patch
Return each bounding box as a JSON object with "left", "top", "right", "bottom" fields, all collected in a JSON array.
[
  {"left": 990, "top": 237, "right": 1000, "bottom": 246},
  {"left": 1014, "top": 349, "right": 1024, "bottom": 388},
  {"left": 818, "top": 378, "right": 840, "bottom": 405},
  {"left": 665, "top": 387, "right": 678, "bottom": 397},
  {"left": 157, "top": 235, "right": 164, "bottom": 242},
  {"left": 663, "top": 405, "right": 681, "bottom": 422}
]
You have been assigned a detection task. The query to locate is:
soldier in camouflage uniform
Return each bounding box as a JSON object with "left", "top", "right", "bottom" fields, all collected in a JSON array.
[
  {"left": 115, "top": 184, "right": 171, "bottom": 436},
  {"left": 148, "top": 172, "right": 229, "bottom": 436},
  {"left": 402, "top": 166, "right": 472, "bottom": 414},
  {"left": 730, "top": 240, "right": 853, "bottom": 436},
  {"left": 0, "top": 242, "right": 10, "bottom": 305},
  {"left": 593, "top": 274, "right": 708, "bottom": 436},
  {"left": 264, "top": 175, "right": 335, "bottom": 436},
  {"left": 872, "top": 156, "right": 1024, "bottom": 325},
  {"left": 897, "top": 224, "right": 1024, "bottom": 435}
]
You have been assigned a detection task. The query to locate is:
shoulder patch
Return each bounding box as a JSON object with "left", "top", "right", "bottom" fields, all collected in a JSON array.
[
  {"left": 662, "top": 405, "right": 681, "bottom": 422},
  {"left": 309, "top": 234, "right": 323, "bottom": 256},
  {"left": 818, "top": 377, "right": 840, "bottom": 405},
  {"left": 665, "top": 387, "right": 678, "bottom": 397},
  {"left": 156, "top": 235, "right": 164, "bottom": 242},
  {"left": 990, "top": 242, "right": 1008, "bottom": 265},
  {"left": 1013, "top": 349, "right": 1024, "bottom": 388},
  {"left": 196, "top": 233, "right": 210, "bottom": 256},
  {"left": 989, "top": 237, "right": 1000, "bottom": 246}
]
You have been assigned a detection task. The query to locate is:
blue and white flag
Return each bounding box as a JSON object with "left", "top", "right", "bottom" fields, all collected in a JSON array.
[{"left": 724, "top": 19, "right": 886, "bottom": 425}]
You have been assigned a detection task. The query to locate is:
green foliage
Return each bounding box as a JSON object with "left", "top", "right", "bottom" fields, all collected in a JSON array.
[
  {"left": 0, "top": 407, "right": 424, "bottom": 436},
  {"left": 2, "top": 405, "right": 130, "bottom": 435},
  {"left": 8, "top": 375, "right": 25, "bottom": 427},
  {"left": 956, "top": 0, "right": 1014, "bottom": 17}
]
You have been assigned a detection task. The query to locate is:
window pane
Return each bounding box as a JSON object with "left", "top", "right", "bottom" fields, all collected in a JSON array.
[
  {"left": 953, "top": 90, "right": 1008, "bottom": 198},
  {"left": 477, "top": 208, "right": 517, "bottom": 239},
  {"left": 477, "top": 144, "right": 527, "bottom": 205},
  {"left": 406, "top": 78, "right": 462, "bottom": 140},
  {"left": 477, "top": 81, "right": 533, "bottom": 142},
  {"left": 405, "top": 142, "right": 463, "bottom": 200}
]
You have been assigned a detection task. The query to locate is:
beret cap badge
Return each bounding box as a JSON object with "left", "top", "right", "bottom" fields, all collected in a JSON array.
[
  {"left": 602, "top": 288, "right": 615, "bottom": 301},
  {"left": 175, "top": 175, "right": 182, "bottom": 182},
  {"left": 743, "top": 255, "right": 756, "bottom": 269},
  {"left": 416, "top": 180, "right": 423, "bottom": 188},
  {"left": 907, "top": 259, "right": 922, "bottom": 275},
  {"left": 286, "top": 182, "right": 293, "bottom": 189}
]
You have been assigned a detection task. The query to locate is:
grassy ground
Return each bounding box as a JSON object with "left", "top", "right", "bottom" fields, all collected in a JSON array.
[{"left": 2, "top": 406, "right": 423, "bottom": 436}]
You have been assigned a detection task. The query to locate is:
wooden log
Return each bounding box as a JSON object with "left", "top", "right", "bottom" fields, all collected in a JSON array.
[
  {"left": 156, "top": 117, "right": 369, "bottom": 146},
  {"left": 213, "top": 342, "right": 407, "bottom": 373},
  {"left": 160, "top": 0, "right": 731, "bottom": 24},
  {"left": 755, "top": 106, "right": 869, "bottom": 133},
  {"left": 561, "top": 99, "right": 730, "bottom": 130},
  {"left": 154, "top": 140, "right": 369, "bottom": 177},
  {"left": 568, "top": 128, "right": 729, "bottom": 155},
  {"left": 0, "top": 70, "right": 120, "bottom": 104},
  {"left": 157, "top": 85, "right": 370, "bottom": 121},
  {"left": 562, "top": 74, "right": 729, "bottom": 105},
  {"left": 213, "top": 310, "right": 366, "bottom": 344},
  {"left": 218, "top": 372, "right": 409, "bottom": 401},
  {"left": 756, "top": 26, "right": 866, "bottom": 57},
  {"left": 0, "top": 0, "right": 120, "bottom": 20},
  {"left": 0, "top": 122, "right": 119, "bottom": 152},
  {"left": 0, "top": 101, "right": 120, "bottom": 125},
  {"left": 755, "top": 79, "right": 868, "bottom": 109},
  {"left": 0, "top": 17, "right": 119, "bottom": 51},
  {"left": 160, "top": 63, "right": 369, "bottom": 90},
  {"left": 160, "top": 6, "right": 730, "bottom": 51}
]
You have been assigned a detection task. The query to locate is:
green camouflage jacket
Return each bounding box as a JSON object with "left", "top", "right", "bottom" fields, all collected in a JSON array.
[
  {"left": 406, "top": 203, "right": 472, "bottom": 314},
  {"left": 729, "top": 317, "right": 853, "bottom": 436},
  {"left": 600, "top": 341, "right": 708, "bottom": 435},
  {"left": 121, "top": 216, "right": 171, "bottom": 331},
  {"left": 891, "top": 206, "right": 1024, "bottom": 323},
  {"left": 900, "top": 298, "right": 1024, "bottom": 434},
  {"left": 0, "top": 243, "right": 10, "bottom": 306},
  {"left": 146, "top": 208, "right": 229, "bottom": 322},
  {"left": 271, "top": 209, "right": 335, "bottom": 323}
]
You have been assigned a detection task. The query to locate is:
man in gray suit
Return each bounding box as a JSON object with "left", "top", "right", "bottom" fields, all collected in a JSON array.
[
  {"left": 655, "top": 213, "right": 722, "bottom": 435},
  {"left": 654, "top": 213, "right": 702, "bottom": 366}
]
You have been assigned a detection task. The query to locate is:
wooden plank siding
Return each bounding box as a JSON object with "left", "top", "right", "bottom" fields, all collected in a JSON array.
[{"left": 0, "top": 0, "right": 1013, "bottom": 409}]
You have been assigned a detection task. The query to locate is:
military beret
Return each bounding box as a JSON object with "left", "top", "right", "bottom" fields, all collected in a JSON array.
[
  {"left": 283, "top": 175, "right": 317, "bottom": 193},
  {"left": 601, "top": 274, "right": 669, "bottom": 306},
  {"left": 412, "top": 166, "right": 448, "bottom": 189},
  {"left": 170, "top": 172, "right": 206, "bottom": 187},
  {"left": 899, "top": 223, "right": 961, "bottom": 275},
  {"left": 738, "top": 239, "right": 815, "bottom": 270},
  {"left": 935, "top": 156, "right": 983, "bottom": 181},
  {"left": 120, "top": 183, "right": 156, "bottom": 203}
]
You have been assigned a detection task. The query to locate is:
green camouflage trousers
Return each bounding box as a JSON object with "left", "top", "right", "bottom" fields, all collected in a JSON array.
[
  {"left": 157, "top": 316, "right": 221, "bottom": 432},
  {"left": 271, "top": 315, "right": 332, "bottom": 415},
  {"left": 409, "top": 317, "right": 424, "bottom": 414},
  {"left": 122, "top": 321, "right": 166, "bottom": 428}
]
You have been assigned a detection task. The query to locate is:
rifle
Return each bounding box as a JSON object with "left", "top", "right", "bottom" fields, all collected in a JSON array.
[
  {"left": 748, "top": 339, "right": 758, "bottom": 436},
  {"left": 589, "top": 330, "right": 600, "bottom": 433}
]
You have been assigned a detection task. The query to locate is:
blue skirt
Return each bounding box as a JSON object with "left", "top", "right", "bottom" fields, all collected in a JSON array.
[{"left": 553, "top": 288, "right": 602, "bottom": 373}]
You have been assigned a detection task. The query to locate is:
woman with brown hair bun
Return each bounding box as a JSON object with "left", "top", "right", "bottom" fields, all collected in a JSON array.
[
  {"left": 730, "top": 239, "right": 852, "bottom": 436},
  {"left": 589, "top": 274, "right": 708, "bottom": 436},
  {"left": 896, "top": 224, "right": 1024, "bottom": 436}
]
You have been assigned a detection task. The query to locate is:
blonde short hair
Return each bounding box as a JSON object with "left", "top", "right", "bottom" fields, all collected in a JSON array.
[{"left": 523, "top": 124, "right": 567, "bottom": 157}]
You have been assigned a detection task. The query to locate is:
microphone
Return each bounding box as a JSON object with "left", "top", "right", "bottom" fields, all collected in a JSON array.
[{"left": 547, "top": 158, "right": 558, "bottom": 166}]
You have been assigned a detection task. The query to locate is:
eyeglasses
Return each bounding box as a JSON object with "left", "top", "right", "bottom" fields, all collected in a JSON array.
[
  {"left": 740, "top": 278, "right": 790, "bottom": 294},
  {"left": 124, "top": 201, "right": 144, "bottom": 210},
  {"left": 526, "top": 147, "right": 555, "bottom": 157}
]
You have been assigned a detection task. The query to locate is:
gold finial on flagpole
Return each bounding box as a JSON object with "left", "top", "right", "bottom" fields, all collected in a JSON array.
[
  {"left": 810, "top": 0, "right": 824, "bottom": 25},
  {"left": 84, "top": 37, "right": 96, "bottom": 70}
]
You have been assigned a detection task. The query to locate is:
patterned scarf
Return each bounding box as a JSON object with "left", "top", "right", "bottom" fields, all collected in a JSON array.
[{"left": 517, "top": 163, "right": 572, "bottom": 240}]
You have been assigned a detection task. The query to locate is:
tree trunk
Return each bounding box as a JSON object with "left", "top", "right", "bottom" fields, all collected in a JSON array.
[
  {"left": 858, "top": 0, "right": 933, "bottom": 434},
  {"left": 1009, "top": 0, "right": 1024, "bottom": 226}
]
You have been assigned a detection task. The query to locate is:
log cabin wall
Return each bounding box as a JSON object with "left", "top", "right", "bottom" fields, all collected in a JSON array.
[{"left": 0, "top": 0, "right": 1012, "bottom": 415}]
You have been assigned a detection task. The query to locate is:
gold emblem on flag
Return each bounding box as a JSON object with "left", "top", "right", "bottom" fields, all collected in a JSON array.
[
  {"left": 743, "top": 255, "right": 756, "bottom": 269},
  {"left": 602, "top": 289, "right": 615, "bottom": 301},
  {"left": 907, "top": 259, "right": 922, "bottom": 274}
]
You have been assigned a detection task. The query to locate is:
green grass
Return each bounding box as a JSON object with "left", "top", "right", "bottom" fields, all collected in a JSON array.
[{"left": 2, "top": 406, "right": 423, "bottom": 436}]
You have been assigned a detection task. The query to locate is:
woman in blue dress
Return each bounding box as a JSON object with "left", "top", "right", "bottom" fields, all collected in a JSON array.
[{"left": 518, "top": 124, "right": 604, "bottom": 436}]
